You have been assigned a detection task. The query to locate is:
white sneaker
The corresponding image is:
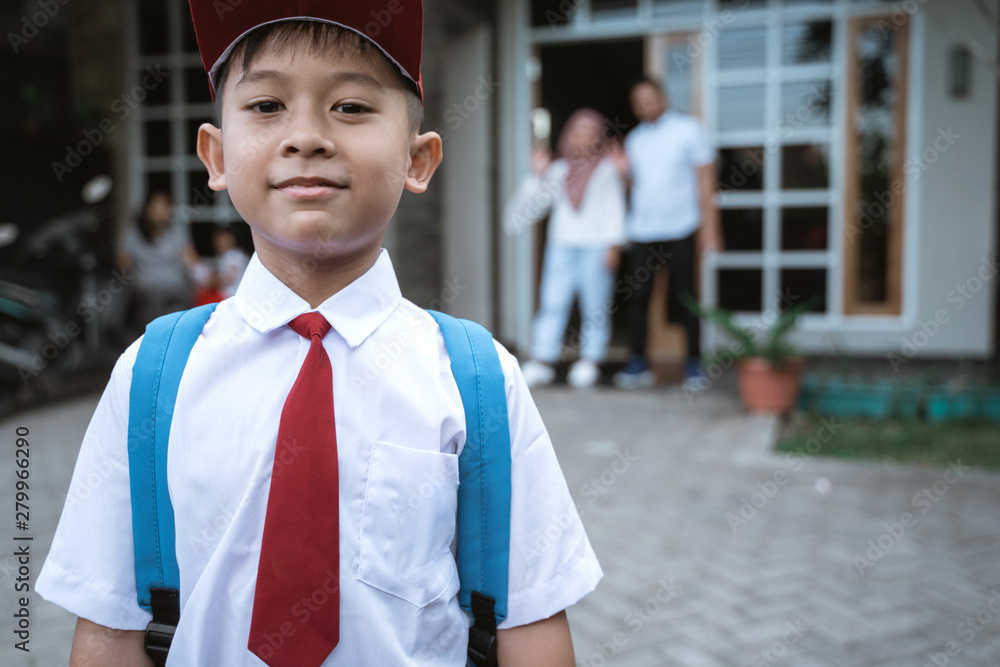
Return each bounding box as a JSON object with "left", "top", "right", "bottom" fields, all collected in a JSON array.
[
  {"left": 567, "top": 360, "right": 600, "bottom": 388},
  {"left": 520, "top": 360, "right": 555, "bottom": 387}
]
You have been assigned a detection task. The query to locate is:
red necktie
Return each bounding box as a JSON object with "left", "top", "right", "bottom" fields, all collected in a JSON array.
[{"left": 249, "top": 312, "right": 340, "bottom": 666}]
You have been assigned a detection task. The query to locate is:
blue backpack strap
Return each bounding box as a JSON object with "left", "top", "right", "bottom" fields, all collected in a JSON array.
[
  {"left": 128, "top": 303, "right": 217, "bottom": 666},
  {"left": 427, "top": 311, "right": 511, "bottom": 667}
]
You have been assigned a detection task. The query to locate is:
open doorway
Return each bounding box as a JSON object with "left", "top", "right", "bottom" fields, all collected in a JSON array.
[
  {"left": 534, "top": 36, "right": 700, "bottom": 376},
  {"left": 534, "top": 39, "right": 643, "bottom": 367}
]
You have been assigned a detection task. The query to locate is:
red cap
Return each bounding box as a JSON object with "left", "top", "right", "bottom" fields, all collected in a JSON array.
[{"left": 187, "top": 0, "right": 423, "bottom": 100}]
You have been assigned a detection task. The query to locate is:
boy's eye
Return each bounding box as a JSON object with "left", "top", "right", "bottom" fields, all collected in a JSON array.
[
  {"left": 334, "top": 103, "right": 369, "bottom": 115},
  {"left": 251, "top": 101, "right": 282, "bottom": 114}
]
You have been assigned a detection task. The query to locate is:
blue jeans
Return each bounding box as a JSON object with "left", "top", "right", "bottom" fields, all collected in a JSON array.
[{"left": 531, "top": 244, "right": 615, "bottom": 363}]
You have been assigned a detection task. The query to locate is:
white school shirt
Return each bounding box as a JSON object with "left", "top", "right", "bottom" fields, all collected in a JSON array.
[
  {"left": 503, "top": 157, "right": 627, "bottom": 247},
  {"left": 37, "top": 250, "right": 602, "bottom": 666},
  {"left": 624, "top": 110, "right": 716, "bottom": 242}
]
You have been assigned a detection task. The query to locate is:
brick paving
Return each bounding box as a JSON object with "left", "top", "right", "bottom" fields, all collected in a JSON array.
[{"left": 2, "top": 384, "right": 1000, "bottom": 666}]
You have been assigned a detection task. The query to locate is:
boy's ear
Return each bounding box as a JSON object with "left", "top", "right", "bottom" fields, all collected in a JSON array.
[
  {"left": 197, "top": 123, "right": 228, "bottom": 192},
  {"left": 404, "top": 131, "right": 443, "bottom": 194}
]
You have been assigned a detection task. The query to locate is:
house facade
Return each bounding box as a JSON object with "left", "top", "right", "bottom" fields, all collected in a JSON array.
[
  {"left": 494, "top": 0, "right": 999, "bottom": 361},
  {"left": 12, "top": 0, "right": 996, "bottom": 362}
]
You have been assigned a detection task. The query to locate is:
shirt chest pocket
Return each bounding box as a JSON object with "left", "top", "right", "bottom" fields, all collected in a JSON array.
[{"left": 358, "top": 440, "right": 459, "bottom": 607}]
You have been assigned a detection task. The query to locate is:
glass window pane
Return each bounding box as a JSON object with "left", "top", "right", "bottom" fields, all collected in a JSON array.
[
  {"left": 663, "top": 43, "right": 695, "bottom": 114},
  {"left": 720, "top": 0, "right": 766, "bottom": 9},
  {"left": 781, "top": 207, "right": 829, "bottom": 250},
  {"left": 719, "top": 27, "right": 767, "bottom": 70},
  {"left": 185, "top": 68, "right": 213, "bottom": 104},
  {"left": 188, "top": 170, "right": 214, "bottom": 213},
  {"left": 591, "top": 0, "right": 637, "bottom": 13},
  {"left": 782, "top": 144, "right": 829, "bottom": 189},
  {"left": 782, "top": 20, "right": 833, "bottom": 65},
  {"left": 721, "top": 209, "right": 763, "bottom": 251},
  {"left": 143, "top": 68, "right": 172, "bottom": 106},
  {"left": 781, "top": 269, "right": 827, "bottom": 313},
  {"left": 138, "top": 0, "right": 168, "bottom": 55},
  {"left": 718, "top": 269, "right": 762, "bottom": 312},
  {"left": 847, "top": 22, "right": 906, "bottom": 308},
  {"left": 145, "top": 120, "right": 171, "bottom": 157},
  {"left": 653, "top": 0, "right": 706, "bottom": 17},
  {"left": 780, "top": 81, "right": 833, "bottom": 130},
  {"left": 531, "top": 0, "right": 569, "bottom": 27},
  {"left": 719, "top": 146, "right": 765, "bottom": 192},
  {"left": 718, "top": 85, "right": 766, "bottom": 131},
  {"left": 182, "top": 7, "right": 199, "bottom": 53}
]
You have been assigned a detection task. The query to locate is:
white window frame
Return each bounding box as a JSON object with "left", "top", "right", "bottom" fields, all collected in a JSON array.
[
  {"left": 126, "top": 0, "right": 240, "bottom": 240},
  {"left": 502, "top": 0, "right": 919, "bottom": 354}
]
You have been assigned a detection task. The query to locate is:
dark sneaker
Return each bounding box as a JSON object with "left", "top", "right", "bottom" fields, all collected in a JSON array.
[{"left": 682, "top": 358, "right": 709, "bottom": 393}]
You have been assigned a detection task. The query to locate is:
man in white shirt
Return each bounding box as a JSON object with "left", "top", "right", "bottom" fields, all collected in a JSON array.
[{"left": 612, "top": 78, "right": 723, "bottom": 390}]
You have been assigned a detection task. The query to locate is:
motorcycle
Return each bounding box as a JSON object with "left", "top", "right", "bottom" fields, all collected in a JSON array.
[{"left": 0, "top": 176, "right": 123, "bottom": 414}]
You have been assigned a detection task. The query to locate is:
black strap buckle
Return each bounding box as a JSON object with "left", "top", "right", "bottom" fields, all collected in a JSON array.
[
  {"left": 144, "top": 588, "right": 180, "bottom": 667},
  {"left": 467, "top": 592, "right": 498, "bottom": 667}
]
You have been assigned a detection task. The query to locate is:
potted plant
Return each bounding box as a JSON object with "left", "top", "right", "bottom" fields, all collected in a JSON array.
[{"left": 683, "top": 295, "right": 818, "bottom": 414}]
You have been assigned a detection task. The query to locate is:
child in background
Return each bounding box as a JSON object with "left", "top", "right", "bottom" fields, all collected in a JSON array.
[
  {"left": 505, "top": 108, "right": 627, "bottom": 388},
  {"left": 213, "top": 224, "right": 250, "bottom": 299}
]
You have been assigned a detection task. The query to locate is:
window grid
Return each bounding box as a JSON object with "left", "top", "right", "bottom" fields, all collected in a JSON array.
[{"left": 132, "top": 1, "right": 239, "bottom": 230}]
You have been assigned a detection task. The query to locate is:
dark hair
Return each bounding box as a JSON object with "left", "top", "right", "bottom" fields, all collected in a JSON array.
[
  {"left": 213, "top": 21, "right": 424, "bottom": 132},
  {"left": 630, "top": 76, "right": 665, "bottom": 96},
  {"left": 137, "top": 190, "right": 171, "bottom": 244}
]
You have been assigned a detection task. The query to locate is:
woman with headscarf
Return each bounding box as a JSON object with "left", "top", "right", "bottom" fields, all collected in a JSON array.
[{"left": 504, "top": 108, "right": 627, "bottom": 388}]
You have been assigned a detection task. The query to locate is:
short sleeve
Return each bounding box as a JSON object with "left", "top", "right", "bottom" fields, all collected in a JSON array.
[
  {"left": 36, "top": 343, "right": 151, "bottom": 631},
  {"left": 492, "top": 342, "right": 603, "bottom": 629},
  {"left": 690, "top": 119, "right": 716, "bottom": 167}
]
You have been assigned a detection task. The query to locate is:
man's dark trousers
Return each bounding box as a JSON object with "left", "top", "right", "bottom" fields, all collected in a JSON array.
[{"left": 625, "top": 232, "right": 700, "bottom": 362}]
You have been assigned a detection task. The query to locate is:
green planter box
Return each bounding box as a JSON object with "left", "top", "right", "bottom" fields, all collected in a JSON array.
[
  {"left": 925, "top": 386, "right": 1000, "bottom": 423},
  {"left": 798, "top": 374, "right": 921, "bottom": 419}
]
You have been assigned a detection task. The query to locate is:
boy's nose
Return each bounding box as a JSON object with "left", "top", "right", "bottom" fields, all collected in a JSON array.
[{"left": 279, "top": 116, "right": 337, "bottom": 156}]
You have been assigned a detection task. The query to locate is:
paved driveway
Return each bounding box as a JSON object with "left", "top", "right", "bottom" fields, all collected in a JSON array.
[{"left": 2, "top": 386, "right": 999, "bottom": 666}]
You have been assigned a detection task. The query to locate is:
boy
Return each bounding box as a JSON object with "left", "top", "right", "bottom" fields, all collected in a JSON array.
[{"left": 37, "top": 1, "right": 602, "bottom": 665}]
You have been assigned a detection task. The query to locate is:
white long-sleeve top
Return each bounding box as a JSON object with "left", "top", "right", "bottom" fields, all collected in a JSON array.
[{"left": 504, "top": 157, "right": 627, "bottom": 248}]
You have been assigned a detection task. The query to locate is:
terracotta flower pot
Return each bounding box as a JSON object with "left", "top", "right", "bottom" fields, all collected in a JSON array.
[{"left": 737, "top": 357, "right": 804, "bottom": 414}]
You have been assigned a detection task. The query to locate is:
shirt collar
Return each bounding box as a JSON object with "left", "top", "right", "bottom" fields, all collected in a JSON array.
[{"left": 234, "top": 249, "right": 402, "bottom": 348}]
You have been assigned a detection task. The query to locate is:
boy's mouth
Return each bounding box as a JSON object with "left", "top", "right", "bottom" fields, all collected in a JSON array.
[{"left": 273, "top": 176, "right": 348, "bottom": 199}]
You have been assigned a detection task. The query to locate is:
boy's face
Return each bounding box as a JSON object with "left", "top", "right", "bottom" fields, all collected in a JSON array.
[{"left": 197, "top": 40, "right": 441, "bottom": 270}]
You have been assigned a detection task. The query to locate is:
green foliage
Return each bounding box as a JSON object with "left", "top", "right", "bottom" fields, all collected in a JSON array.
[
  {"left": 681, "top": 293, "right": 820, "bottom": 367},
  {"left": 777, "top": 414, "right": 1000, "bottom": 469}
]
